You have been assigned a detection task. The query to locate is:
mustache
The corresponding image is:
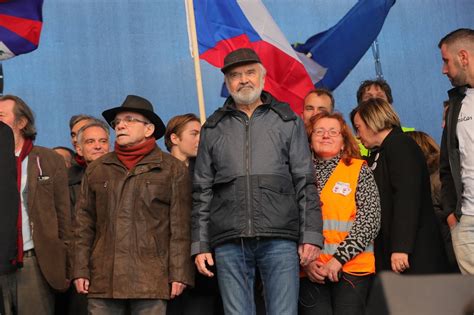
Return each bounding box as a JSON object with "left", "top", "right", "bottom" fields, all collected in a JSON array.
[{"left": 238, "top": 83, "right": 254, "bottom": 91}]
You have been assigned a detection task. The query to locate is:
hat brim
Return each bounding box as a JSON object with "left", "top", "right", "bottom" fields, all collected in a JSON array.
[
  {"left": 221, "top": 60, "right": 261, "bottom": 74},
  {"left": 102, "top": 106, "right": 166, "bottom": 140}
]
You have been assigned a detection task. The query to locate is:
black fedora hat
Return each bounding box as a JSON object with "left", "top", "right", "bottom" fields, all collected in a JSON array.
[
  {"left": 102, "top": 95, "right": 166, "bottom": 140},
  {"left": 221, "top": 48, "right": 262, "bottom": 74}
]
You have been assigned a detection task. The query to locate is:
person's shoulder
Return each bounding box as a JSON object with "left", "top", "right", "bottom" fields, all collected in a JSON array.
[
  {"left": 385, "top": 131, "right": 425, "bottom": 162},
  {"left": 266, "top": 93, "right": 297, "bottom": 122},
  {"left": 385, "top": 130, "right": 417, "bottom": 149},
  {"left": 32, "top": 145, "right": 63, "bottom": 161},
  {"left": 160, "top": 150, "right": 188, "bottom": 171},
  {"left": 204, "top": 107, "right": 229, "bottom": 129},
  {"left": 86, "top": 152, "right": 114, "bottom": 174}
]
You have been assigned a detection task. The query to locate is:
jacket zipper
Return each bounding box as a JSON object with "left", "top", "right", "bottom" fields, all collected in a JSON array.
[{"left": 244, "top": 116, "right": 253, "bottom": 236}]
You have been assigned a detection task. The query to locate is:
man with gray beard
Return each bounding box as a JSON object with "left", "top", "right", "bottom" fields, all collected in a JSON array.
[{"left": 192, "top": 48, "right": 323, "bottom": 315}]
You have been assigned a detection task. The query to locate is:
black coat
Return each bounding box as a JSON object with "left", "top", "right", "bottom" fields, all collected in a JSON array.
[
  {"left": 0, "top": 122, "right": 19, "bottom": 274},
  {"left": 368, "top": 128, "right": 448, "bottom": 274}
]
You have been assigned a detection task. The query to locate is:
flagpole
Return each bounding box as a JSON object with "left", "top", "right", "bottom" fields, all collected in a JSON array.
[{"left": 185, "top": 0, "right": 206, "bottom": 124}]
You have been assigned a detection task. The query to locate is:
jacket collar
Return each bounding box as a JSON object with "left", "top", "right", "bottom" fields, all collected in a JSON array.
[
  {"left": 447, "top": 85, "right": 467, "bottom": 99},
  {"left": 102, "top": 146, "right": 163, "bottom": 174},
  {"left": 380, "top": 127, "right": 403, "bottom": 149}
]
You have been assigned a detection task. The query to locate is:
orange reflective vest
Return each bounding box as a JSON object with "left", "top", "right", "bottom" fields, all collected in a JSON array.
[{"left": 318, "top": 159, "right": 375, "bottom": 275}]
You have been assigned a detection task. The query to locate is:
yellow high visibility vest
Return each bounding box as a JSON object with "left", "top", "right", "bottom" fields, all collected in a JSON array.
[{"left": 318, "top": 159, "right": 375, "bottom": 275}]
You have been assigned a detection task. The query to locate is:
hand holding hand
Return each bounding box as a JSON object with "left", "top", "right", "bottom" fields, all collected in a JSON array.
[
  {"left": 298, "top": 244, "right": 321, "bottom": 266},
  {"left": 320, "top": 258, "right": 343, "bottom": 282}
]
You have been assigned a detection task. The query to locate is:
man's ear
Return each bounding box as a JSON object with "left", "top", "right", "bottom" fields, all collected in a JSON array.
[
  {"left": 144, "top": 123, "right": 155, "bottom": 138},
  {"left": 459, "top": 49, "right": 469, "bottom": 66},
  {"left": 14, "top": 116, "right": 27, "bottom": 131},
  {"left": 76, "top": 144, "right": 83, "bottom": 157}
]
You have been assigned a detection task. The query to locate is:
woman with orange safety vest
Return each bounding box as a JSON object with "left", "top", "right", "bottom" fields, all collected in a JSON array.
[{"left": 299, "top": 111, "right": 381, "bottom": 315}]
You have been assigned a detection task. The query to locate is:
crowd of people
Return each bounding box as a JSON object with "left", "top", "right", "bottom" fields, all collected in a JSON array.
[{"left": 0, "top": 28, "right": 472, "bottom": 315}]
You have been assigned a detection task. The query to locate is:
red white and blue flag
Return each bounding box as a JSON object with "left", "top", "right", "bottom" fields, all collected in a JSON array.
[
  {"left": 192, "top": 0, "right": 317, "bottom": 114},
  {"left": 0, "top": 0, "right": 43, "bottom": 60}
]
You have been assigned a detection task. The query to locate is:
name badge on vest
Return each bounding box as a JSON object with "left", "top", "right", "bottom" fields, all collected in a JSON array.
[{"left": 332, "top": 181, "right": 351, "bottom": 196}]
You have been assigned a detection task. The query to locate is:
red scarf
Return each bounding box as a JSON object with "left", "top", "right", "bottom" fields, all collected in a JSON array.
[
  {"left": 74, "top": 154, "right": 87, "bottom": 167},
  {"left": 14, "top": 138, "right": 33, "bottom": 267},
  {"left": 115, "top": 137, "right": 156, "bottom": 170}
]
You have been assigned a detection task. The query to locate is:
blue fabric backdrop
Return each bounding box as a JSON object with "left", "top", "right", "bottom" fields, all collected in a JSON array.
[{"left": 2, "top": 0, "right": 474, "bottom": 148}]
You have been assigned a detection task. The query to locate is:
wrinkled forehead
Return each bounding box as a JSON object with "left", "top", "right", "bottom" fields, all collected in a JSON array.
[
  {"left": 115, "top": 111, "right": 147, "bottom": 121},
  {"left": 83, "top": 126, "right": 109, "bottom": 139},
  {"left": 226, "top": 62, "right": 261, "bottom": 75}
]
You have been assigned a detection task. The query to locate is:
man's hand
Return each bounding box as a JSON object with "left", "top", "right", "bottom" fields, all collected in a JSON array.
[
  {"left": 447, "top": 213, "right": 458, "bottom": 230},
  {"left": 304, "top": 260, "right": 326, "bottom": 284},
  {"left": 298, "top": 244, "right": 321, "bottom": 266},
  {"left": 320, "top": 258, "right": 342, "bottom": 282},
  {"left": 391, "top": 252, "right": 409, "bottom": 273},
  {"left": 195, "top": 253, "right": 215, "bottom": 277},
  {"left": 74, "top": 278, "right": 90, "bottom": 294},
  {"left": 170, "top": 282, "right": 186, "bottom": 299}
]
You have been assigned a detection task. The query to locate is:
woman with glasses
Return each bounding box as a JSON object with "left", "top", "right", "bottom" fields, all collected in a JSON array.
[
  {"left": 299, "top": 111, "right": 381, "bottom": 315},
  {"left": 350, "top": 98, "right": 448, "bottom": 275}
]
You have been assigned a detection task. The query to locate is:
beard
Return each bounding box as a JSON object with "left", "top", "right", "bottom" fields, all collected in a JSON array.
[
  {"left": 450, "top": 72, "right": 468, "bottom": 87},
  {"left": 230, "top": 80, "right": 264, "bottom": 105},
  {"left": 449, "top": 60, "right": 468, "bottom": 87}
]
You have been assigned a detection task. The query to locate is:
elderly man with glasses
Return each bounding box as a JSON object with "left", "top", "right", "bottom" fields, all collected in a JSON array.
[{"left": 72, "top": 95, "right": 193, "bottom": 315}]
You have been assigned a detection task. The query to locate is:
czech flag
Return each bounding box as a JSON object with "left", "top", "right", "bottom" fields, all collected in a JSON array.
[
  {"left": 193, "top": 0, "right": 315, "bottom": 114},
  {"left": 0, "top": 0, "right": 43, "bottom": 61}
]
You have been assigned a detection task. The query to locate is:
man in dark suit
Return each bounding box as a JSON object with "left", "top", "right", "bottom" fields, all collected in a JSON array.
[{"left": 0, "top": 95, "right": 71, "bottom": 315}]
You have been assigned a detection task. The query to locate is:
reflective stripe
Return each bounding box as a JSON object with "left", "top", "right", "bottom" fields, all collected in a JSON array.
[
  {"left": 323, "top": 219, "right": 353, "bottom": 232},
  {"left": 321, "top": 243, "right": 374, "bottom": 256}
]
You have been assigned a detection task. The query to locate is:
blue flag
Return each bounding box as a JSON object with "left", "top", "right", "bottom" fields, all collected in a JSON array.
[{"left": 293, "top": 0, "right": 396, "bottom": 90}]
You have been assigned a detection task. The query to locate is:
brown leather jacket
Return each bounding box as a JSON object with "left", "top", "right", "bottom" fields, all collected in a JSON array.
[
  {"left": 27, "top": 146, "right": 71, "bottom": 291},
  {"left": 72, "top": 146, "right": 193, "bottom": 299}
]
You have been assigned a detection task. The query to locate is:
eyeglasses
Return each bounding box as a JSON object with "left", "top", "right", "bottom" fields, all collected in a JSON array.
[
  {"left": 110, "top": 116, "right": 150, "bottom": 129},
  {"left": 312, "top": 128, "right": 341, "bottom": 137}
]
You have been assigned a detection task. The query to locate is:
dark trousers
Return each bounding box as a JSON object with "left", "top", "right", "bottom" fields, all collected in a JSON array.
[
  {"left": 88, "top": 298, "right": 166, "bottom": 315},
  {"left": 298, "top": 273, "right": 373, "bottom": 315},
  {"left": 0, "top": 254, "right": 55, "bottom": 315},
  {"left": 55, "top": 285, "right": 88, "bottom": 315}
]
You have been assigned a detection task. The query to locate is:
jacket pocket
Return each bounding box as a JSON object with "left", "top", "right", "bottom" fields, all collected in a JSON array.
[
  {"left": 256, "top": 175, "right": 299, "bottom": 231},
  {"left": 209, "top": 178, "right": 238, "bottom": 238},
  {"left": 139, "top": 179, "right": 171, "bottom": 217}
]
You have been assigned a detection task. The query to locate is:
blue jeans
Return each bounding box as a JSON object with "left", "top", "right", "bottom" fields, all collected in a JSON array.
[
  {"left": 298, "top": 273, "right": 373, "bottom": 315},
  {"left": 214, "top": 238, "right": 299, "bottom": 315}
]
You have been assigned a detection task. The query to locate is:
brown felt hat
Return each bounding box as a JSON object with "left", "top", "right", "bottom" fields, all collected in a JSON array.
[
  {"left": 221, "top": 48, "right": 262, "bottom": 74},
  {"left": 102, "top": 95, "right": 166, "bottom": 139}
]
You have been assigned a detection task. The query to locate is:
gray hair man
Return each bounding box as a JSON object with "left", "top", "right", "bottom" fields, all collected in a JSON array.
[{"left": 192, "top": 48, "right": 323, "bottom": 315}]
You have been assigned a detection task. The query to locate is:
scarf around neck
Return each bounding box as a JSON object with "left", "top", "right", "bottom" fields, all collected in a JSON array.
[
  {"left": 14, "top": 138, "right": 33, "bottom": 267},
  {"left": 74, "top": 154, "right": 87, "bottom": 168},
  {"left": 114, "top": 137, "right": 156, "bottom": 170}
]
